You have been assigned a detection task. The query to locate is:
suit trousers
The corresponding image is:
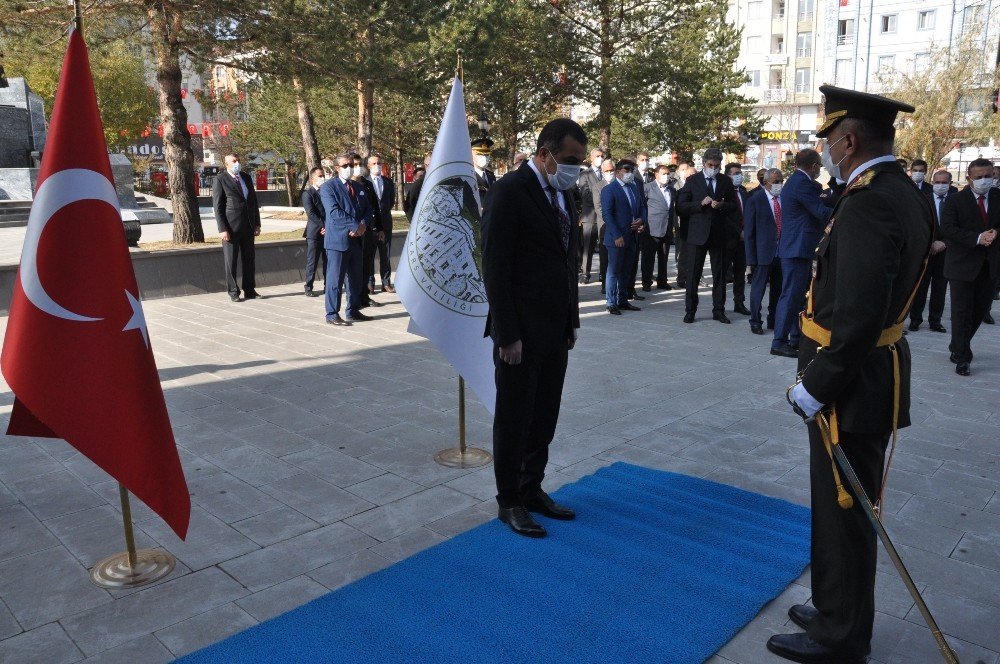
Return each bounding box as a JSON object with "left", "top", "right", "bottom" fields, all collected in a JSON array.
[
  {"left": 626, "top": 234, "right": 640, "bottom": 295},
  {"left": 374, "top": 230, "right": 393, "bottom": 286},
  {"left": 362, "top": 229, "right": 377, "bottom": 291},
  {"left": 598, "top": 225, "right": 608, "bottom": 283},
  {"left": 304, "top": 238, "right": 327, "bottom": 291},
  {"left": 730, "top": 238, "right": 747, "bottom": 304},
  {"left": 222, "top": 232, "right": 256, "bottom": 297},
  {"left": 675, "top": 237, "right": 689, "bottom": 287},
  {"left": 684, "top": 240, "right": 730, "bottom": 315},
  {"left": 748, "top": 260, "right": 782, "bottom": 328},
  {"left": 773, "top": 258, "right": 811, "bottom": 348},
  {"left": 949, "top": 262, "right": 994, "bottom": 363},
  {"left": 807, "top": 425, "right": 888, "bottom": 657},
  {"left": 909, "top": 251, "right": 946, "bottom": 327},
  {"left": 605, "top": 245, "right": 626, "bottom": 307},
  {"left": 325, "top": 243, "right": 362, "bottom": 319},
  {"left": 640, "top": 235, "right": 670, "bottom": 288},
  {"left": 579, "top": 222, "right": 599, "bottom": 278},
  {"left": 492, "top": 341, "right": 569, "bottom": 508}
]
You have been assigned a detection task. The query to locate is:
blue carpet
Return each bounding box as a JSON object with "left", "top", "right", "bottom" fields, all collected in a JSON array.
[{"left": 178, "top": 462, "right": 810, "bottom": 664}]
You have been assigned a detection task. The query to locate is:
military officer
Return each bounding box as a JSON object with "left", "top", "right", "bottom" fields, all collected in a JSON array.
[
  {"left": 771, "top": 86, "right": 932, "bottom": 663},
  {"left": 472, "top": 136, "right": 496, "bottom": 211}
]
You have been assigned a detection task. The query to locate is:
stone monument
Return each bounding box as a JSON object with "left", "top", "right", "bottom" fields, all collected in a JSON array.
[{"left": 0, "top": 77, "right": 170, "bottom": 246}]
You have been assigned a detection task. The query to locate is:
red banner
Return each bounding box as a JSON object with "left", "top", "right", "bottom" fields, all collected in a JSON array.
[{"left": 255, "top": 170, "right": 268, "bottom": 190}]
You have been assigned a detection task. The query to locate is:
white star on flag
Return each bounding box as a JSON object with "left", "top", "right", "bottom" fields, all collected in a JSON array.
[{"left": 123, "top": 290, "right": 149, "bottom": 348}]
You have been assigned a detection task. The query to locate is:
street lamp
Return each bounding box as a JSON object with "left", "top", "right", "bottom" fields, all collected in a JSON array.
[
  {"left": 784, "top": 149, "right": 794, "bottom": 162},
  {"left": 477, "top": 113, "right": 491, "bottom": 138}
]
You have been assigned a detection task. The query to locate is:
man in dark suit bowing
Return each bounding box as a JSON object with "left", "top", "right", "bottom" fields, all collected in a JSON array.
[
  {"left": 676, "top": 147, "right": 739, "bottom": 324},
  {"left": 301, "top": 166, "right": 327, "bottom": 297},
  {"left": 213, "top": 153, "right": 262, "bottom": 302},
  {"left": 744, "top": 168, "right": 784, "bottom": 335},
  {"left": 366, "top": 154, "right": 397, "bottom": 293},
  {"left": 482, "top": 118, "right": 584, "bottom": 538},
  {"left": 319, "top": 154, "right": 372, "bottom": 326},
  {"left": 940, "top": 158, "right": 1000, "bottom": 376}
]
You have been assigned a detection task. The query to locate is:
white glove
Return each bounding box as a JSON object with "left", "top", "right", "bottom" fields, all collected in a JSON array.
[{"left": 791, "top": 382, "right": 824, "bottom": 418}]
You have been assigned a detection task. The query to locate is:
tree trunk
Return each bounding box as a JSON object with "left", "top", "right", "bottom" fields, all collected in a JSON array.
[
  {"left": 356, "top": 79, "right": 374, "bottom": 155},
  {"left": 597, "top": 15, "right": 613, "bottom": 150},
  {"left": 284, "top": 161, "right": 298, "bottom": 206},
  {"left": 292, "top": 75, "right": 321, "bottom": 170},
  {"left": 147, "top": 0, "right": 203, "bottom": 244},
  {"left": 394, "top": 124, "right": 404, "bottom": 210}
]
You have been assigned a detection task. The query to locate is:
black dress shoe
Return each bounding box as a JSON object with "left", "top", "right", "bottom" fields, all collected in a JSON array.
[
  {"left": 600, "top": 285, "right": 606, "bottom": 295},
  {"left": 498, "top": 506, "right": 547, "bottom": 538},
  {"left": 583, "top": 276, "right": 591, "bottom": 284},
  {"left": 949, "top": 353, "right": 960, "bottom": 364},
  {"left": 750, "top": 324, "right": 764, "bottom": 335},
  {"left": 683, "top": 312, "right": 695, "bottom": 324},
  {"left": 642, "top": 285, "right": 652, "bottom": 292},
  {"left": 365, "top": 298, "right": 383, "bottom": 307},
  {"left": 524, "top": 492, "right": 576, "bottom": 520},
  {"left": 619, "top": 302, "right": 641, "bottom": 311},
  {"left": 305, "top": 289, "right": 318, "bottom": 297},
  {"left": 230, "top": 294, "right": 242, "bottom": 302},
  {"left": 630, "top": 292, "right": 645, "bottom": 301},
  {"left": 326, "top": 314, "right": 351, "bottom": 326},
  {"left": 985, "top": 312, "right": 995, "bottom": 325},
  {"left": 766, "top": 633, "right": 867, "bottom": 664},
  {"left": 929, "top": 323, "right": 947, "bottom": 333},
  {"left": 771, "top": 345, "right": 798, "bottom": 358},
  {"left": 607, "top": 306, "right": 622, "bottom": 315},
  {"left": 713, "top": 313, "right": 732, "bottom": 324},
  {"left": 346, "top": 312, "right": 373, "bottom": 322},
  {"left": 908, "top": 321, "right": 920, "bottom": 332},
  {"left": 956, "top": 362, "right": 971, "bottom": 376},
  {"left": 244, "top": 292, "right": 261, "bottom": 300},
  {"left": 733, "top": 303, "right": 751, "bottom": 316},
  {"left": 788, "top": 604, "right": 818, "bottom": 630}
]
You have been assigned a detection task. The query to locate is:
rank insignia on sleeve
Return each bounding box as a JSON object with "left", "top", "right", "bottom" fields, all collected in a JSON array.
[{"left": 847, "top": 169, "right": 875, "bottom": 192}]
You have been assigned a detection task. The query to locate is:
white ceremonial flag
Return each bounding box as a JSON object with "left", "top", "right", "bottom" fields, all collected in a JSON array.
[{"left": 395, "top": 77, "right": 496, "bottom": 413}]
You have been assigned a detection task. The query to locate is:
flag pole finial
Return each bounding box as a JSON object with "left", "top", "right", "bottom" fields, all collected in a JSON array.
[
  {"left": 456, "top": 48, "right": 464, "bottom": 84},
  {"left": 73, "top": 0, "right": 83, "bottom": 34}
]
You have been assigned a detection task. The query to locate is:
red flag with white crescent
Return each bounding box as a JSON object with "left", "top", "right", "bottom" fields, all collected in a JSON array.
[{"left": 0, "top": 30, "right": 190, "bottom": 539}]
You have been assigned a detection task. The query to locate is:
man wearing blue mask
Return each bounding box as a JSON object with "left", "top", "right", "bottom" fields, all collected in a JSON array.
[
  {"left": 482, "top": 118, "right": 584, "bottom": 539},
  {"left": 213, "top": 153, "right": 262, "bottom": 302}
]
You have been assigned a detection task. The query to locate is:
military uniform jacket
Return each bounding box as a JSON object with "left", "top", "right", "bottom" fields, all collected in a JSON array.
[{"left": 797, "top": 161, "right": 932, "bottom": 434}]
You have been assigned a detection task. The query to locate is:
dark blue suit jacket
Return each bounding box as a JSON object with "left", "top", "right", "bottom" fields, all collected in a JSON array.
[
  {"left": 600, "top": 180, "right": 640, "bottom": 248},
  {"left": 777, "top": 169, "right": 833, "bottom": 260},
  {"left": 319, "top": 177, "right": 371, "bottom": 251},
  {"left": 301, "top": 186, "right": 325, "bottom": 239},
  {"left": 744, "top": 189, "right": 780, "bottom": 266}
]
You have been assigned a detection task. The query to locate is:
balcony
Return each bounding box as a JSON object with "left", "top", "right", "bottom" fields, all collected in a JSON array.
[
  {"left": 764, "top": 53, "right": 788, "bottom": 64},
  {"left": 794, "top": 83, "right": 811, "bottom": 93},
  {"left": 798, "top": 11, "right": 813, "bottom": 20},
  {"left": 796, "top": 48, "right": 812, "bottom": 57},
  {"left": 837, "top": 34, "right": 854, "bottom": 45},
  {"left": 764, "top": 88, "right": 788, "bottom": 102}
]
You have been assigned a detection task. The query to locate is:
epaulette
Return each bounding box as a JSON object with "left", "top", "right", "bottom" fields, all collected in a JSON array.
[{"left": 844, "top": 169, "right": 876, "bottom": 196}]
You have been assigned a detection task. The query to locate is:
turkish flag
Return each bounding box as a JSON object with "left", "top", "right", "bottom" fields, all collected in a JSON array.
[{"left": 0, "top": 30, "right": 190, "bottom": 539}]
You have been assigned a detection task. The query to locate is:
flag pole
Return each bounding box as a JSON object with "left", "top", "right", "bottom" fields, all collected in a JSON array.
[
  {"left": 73, "top": 0, "right": 83, "bottom": 32},
  {"left": 90, "top": 483, "right": 177, "bottom": 588},
  {"left": 433, "top": 48, "right": 492, "bottom": 470}
]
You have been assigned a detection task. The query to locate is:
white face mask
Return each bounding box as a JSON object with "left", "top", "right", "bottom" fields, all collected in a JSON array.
[
  {"left": 769, "top": 182, "right": 783, "bottom": 196},
  {"left": 353, "top": 166, "right": 367, "bottom": 178},
  {"left": 971, "top": 176, "right": 995, "bottom": 195},
  {"left": 731, "top": 173, "right": 744, "bottom": 187},
  {"left": 657, "top": 174, "right": 670, "bottom": 185},
  {"left": 602, "top": 171, "right": 614, "bottom": 183},
  {"left": 821, "top": 136, "right": 848, "bottom": 181},
  {"left": 637, "top": 162, "right": 648, "bottom": 172},
  {"left": 370, "top": 164, "right": 381, "bottom": 175},
  {"left": 703, "top": 167, "right": 719, "bottom": 179},
  {"left": 475, "top": 155, "right": 489, "bottom": 169},
  {"left": 544, "top": 153, "right": 579, "bottom": 191},
  {"left": 911, "top": 171, "right": 926, "bottom": 184},
  {"left": 229, "top": 161, "right": 241, "bottom": 175},
  {"left": 338, "top": 166, "right": 352, "bottom": 180},
  {"left": 932, "top": 183, "right": 950, "bottom": 196},
  {"left": 593, "top": 157, "right": 604, "bottom": 169},
  {"left": 314, "top": 177, "right": 326, "bottom": 187}
]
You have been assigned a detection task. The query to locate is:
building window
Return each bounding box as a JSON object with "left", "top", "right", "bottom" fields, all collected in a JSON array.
[
  {"left": 917, "top": 10, "right": 935, "bottom": 30},
  {"left": 963, "top": 5, "right": 983, "bottom": 30},
  {"left": 747, "top": 35, "right": 762, "bottom": 53},
  {"left": 748, "top": 1, "right": 762, "bottom": 19},
  {"left": 880, "top": 14, "right": 897, "bottom": 34},
  {"left": 772, "top": 35, "right": 785, "bottom": 54},
  {"left": 774, "top": 0, "right": 785, "bottom": 17},
  {"left": 215, "top": 65, "right": 225, "bottom": 79},
  {"left": 795, "top": 67, "right": 811, "bottom": 92},
  {"left": 835, "top": 58, "right": 851, "bottom": 85},
  {"left": 796, "top": 32, "right": 813, "bottom": 57},
  {"left": 797, "top": 0, "right": 813, "bottom": 20},
  {"left": 746, "top": 70, "right": 761, "bottom": 87},
  {"left": 837, "top": 19, "right": 855, "bottom": 44},
  {"left": 913, "top": 52, "right": 930, "bottom": 73},
  {"left": 770, "top": 66, "right": 784, "bottom": 88},
  {"left": 878, "top": 55, "right": 896, "bottom": 71}
]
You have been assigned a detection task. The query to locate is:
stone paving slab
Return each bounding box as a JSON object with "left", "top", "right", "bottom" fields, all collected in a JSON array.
[{"left": 0, "top": 273, "right": 998, "bottom": 662}]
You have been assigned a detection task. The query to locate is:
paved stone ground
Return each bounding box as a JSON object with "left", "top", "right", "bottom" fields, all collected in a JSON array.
[{"left": 1, "top": 273, "right": 998, "bottom": 663}]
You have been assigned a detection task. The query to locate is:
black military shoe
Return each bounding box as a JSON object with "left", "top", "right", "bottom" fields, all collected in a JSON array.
[
  {"left": 619, "top": 302, "right": 642, "bottom": 312},
  {"left": 683, "top": 312, "right": 695, "bottom": 324},
  {"left": 630, "top": 292, "right": 645, "bottom": 301},
  {"left": 750, "top": 324, "right": 764, "bottom": 335},
  {"left": 607, "top": 306, "right": 622, "bottom": 315},
  {"left": 929, "top": 323, "right": 947, "bottom": 333},
  {"left": 498, "top": 506, "right": 547, "bottom": 538},
  {"left": 734, "top": 303, "right": 751, "bottom": 316},
  {"left": 713, "top": 312, "right": 732, "bottom": 324},
  {"left": 771, "top": 345, "right": 797, "bottom": 358},
  {"left": 956, "top": 362, "right": 971, "bottom": 376},
  {"left": 766, "top": 632, "right": 867, "bottom": 664},
  {"left": 524, "top": 492, "right": 576, "bottom": 520},
  {"left": 788, "top": 604, "right": 819, "bottom": 630}
]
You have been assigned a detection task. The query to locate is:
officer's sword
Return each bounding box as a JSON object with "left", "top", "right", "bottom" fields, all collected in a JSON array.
[{"left": 788, "top": 392, "right": 960, "bottom": 664}]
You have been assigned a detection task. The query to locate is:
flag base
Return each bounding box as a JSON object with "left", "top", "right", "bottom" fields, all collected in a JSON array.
[
  {"left": 434, "top": 446, "right": 493, "bottom": 468},
  {"left": 90, "top": 548, "right": 175, "bottom": 589}
]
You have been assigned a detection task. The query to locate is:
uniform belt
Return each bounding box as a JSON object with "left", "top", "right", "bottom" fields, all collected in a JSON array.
[{"left": 799, "top": 315, "right": 904, "bottom": 348}]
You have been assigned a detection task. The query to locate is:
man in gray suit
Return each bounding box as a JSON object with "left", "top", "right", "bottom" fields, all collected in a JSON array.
[
  {"left": 576, "top": 148, "right": 605, "bottom": 283},
  {"left": 593, "top": 158, "right": 616, "bottom": 293},
  {"left": 642, "top": 164, "right": 677, "bottom": 290}
]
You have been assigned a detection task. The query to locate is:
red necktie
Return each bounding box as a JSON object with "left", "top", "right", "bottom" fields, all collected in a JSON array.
[
  {"left": 773, "top": 196, "right": 782, "bottom": 238},
  {"left": 978, "top": 195, "right": 988, "bottom": 228},
  {"left": 346, "top": 180, "right": 356, "bottom": 200}
]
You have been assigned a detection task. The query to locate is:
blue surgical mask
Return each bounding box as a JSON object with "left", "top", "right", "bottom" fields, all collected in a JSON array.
[
  {"left": 545, "top": 153, "right": 579, "bottom": 191},
  {"left": 621, "top": 172, "right": 635, "bottom": 185},
  {"left": 229, "top": 161, "right": 241, "bottom": 175},
  {"left": 821, "top": 136, "right": 847, "bottom": 181}
]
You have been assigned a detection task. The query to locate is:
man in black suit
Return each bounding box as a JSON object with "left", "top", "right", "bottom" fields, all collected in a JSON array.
[
  {"left": 482, "top": 118, "right": 584, "bottom": 539},
  {"left": 676, "top": 148, "right": 739, "bottom": 323},
  {"left": 725, "top": 163, "right": 752, "bottom": 315},
  {"left": 909, "top": 168, "right": 954, "bottom": 332},
  {"left": 213, "top": 153, "right": 262, "bottom": 302},
  {"left": 350, "top": 153, "right": 382, "bottom": 309},
  {"left": 366, "top": 154, "right": 396, "bottom": 293},
  {"left": 403, "top": 165, "right": 425, "bottom": 221},
  {"left": 674, "top": 162, "right": 694, "bottom": 289},
  {"left": 576, "top": 148, "right": 605, "bottom": 283},
  {"left": 301, "top": 166, "right": 327, "bottom": 297},
  {"left": 940, "top": 158, "right": 1000, "bottom": 376}
]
